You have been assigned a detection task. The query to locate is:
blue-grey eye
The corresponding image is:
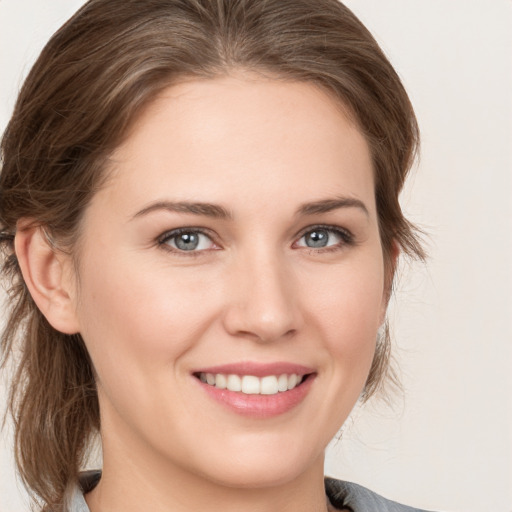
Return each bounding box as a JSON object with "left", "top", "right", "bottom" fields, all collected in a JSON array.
[
  {"left": 165, "top": 231, "right": 215, "bottom": 251},
  {"left": 297, "top": 228, "right": 344, "bottom": 249},
  {"left": 305, "top": 229, "right": 328, "bottom": 248}
]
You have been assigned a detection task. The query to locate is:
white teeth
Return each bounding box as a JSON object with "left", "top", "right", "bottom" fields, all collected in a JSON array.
[
  {"left": 277, "top": 374, "right": 288, "bottom": 392},
  {"left": 198, "top": 372, "right": 305, "bottom": 395},
  {"left": 287, "top": 373, "right": 298, "bottom": 390},
  {"left": 215, "top": 373, "right": 227, "bottom": 389},
  {"left": 260, "top": 375, "right": 278, "bottom": 395},
  {"left": 241, "top": 375, "right": 260, "bottom": 394},
  {"left": 227, "top": 374, "right": 242, "bottom": 392}
]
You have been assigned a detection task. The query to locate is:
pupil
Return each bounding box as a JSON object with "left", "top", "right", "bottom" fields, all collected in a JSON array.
[
  {"left": 306, "top": 230, "right": 328, "bottom": 248},
  {"left": 175, "top": 233, "right": 199, "bottom": 250}
]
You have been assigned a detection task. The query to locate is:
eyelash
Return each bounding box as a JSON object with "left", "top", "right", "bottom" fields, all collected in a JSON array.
[
  {"left": 157, "top": 224, "right": 355, "bottom": 256},
  {"left": 295, "top": 224, "right": 355, "bottom": 253},
  {"left": 157, "top": 227, "right": 218, "bottom": 257}
]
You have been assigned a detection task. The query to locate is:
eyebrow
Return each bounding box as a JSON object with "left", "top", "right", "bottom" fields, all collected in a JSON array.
[
  {"left": 132, "top": 201, "right": 232, "bottom": 220},
  {"left": 297, "top": 197, "right": 369, "bottom": 217},
  {"left": 132, "top": 196, "right": 368, "bottom": 221}
]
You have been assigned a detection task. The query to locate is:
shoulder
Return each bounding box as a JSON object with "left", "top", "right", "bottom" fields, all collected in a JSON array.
[
  {"left": 68, "top": 471, "right": 101, "bottom": 512},
  {"left": 325, "top": 477, "right": 436, "bottom": 512}
]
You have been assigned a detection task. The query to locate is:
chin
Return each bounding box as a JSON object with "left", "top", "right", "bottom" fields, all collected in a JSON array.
[
  {"left": 201, "top": 460, "right": 310, "bottom": 490},
  {"left": 190, "top": 434, "right": 324, "bottom": 490}
]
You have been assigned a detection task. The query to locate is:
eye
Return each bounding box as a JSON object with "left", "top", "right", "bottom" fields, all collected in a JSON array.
[
  {"left": 295, "top": 226, "right": 353, "bottom": 250},
  {"left": 159, "top": 229, "right": 216, "bottom": 252}
]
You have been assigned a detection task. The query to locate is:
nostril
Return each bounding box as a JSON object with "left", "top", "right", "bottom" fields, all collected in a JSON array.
[{"left": 252, "top": 327, "right": 298, "bottom": 345}]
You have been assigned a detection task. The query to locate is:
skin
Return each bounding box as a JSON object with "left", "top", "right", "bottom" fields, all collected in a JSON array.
[{"left": 17, "top": 74, "right": 391, "bottom": 512}]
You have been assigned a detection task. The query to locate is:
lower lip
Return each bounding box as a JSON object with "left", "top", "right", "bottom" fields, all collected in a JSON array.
[{"left": 194, "top": 374, "right": 316, "bottom": 418}]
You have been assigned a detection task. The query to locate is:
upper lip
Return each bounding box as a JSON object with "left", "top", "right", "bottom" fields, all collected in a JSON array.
[{"left": 192, "top": 361, "right": 316, "bottom": 378}]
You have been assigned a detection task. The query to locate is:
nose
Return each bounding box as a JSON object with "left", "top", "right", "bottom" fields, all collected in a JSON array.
[{"left": 222, "top": 251, "right": 302, "bottom": 343}]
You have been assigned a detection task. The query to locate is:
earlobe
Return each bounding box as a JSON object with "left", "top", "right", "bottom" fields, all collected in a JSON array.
[{"left": 14, "top": 223, "right": 80, "bottom": 335}]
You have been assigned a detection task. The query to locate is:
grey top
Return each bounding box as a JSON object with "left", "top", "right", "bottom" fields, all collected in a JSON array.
[{"left": 69, "top": 470, "right": 434, "bottom": 512}]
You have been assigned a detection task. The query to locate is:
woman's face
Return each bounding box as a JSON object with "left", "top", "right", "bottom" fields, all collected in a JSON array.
[{"left": 70, "top": 75, "right": 388, "bottom": 487}]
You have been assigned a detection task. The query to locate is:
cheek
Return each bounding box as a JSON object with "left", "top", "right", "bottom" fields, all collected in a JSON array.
[
  {"left": 304, "top": 255, "right": 385, "bottom": 369},
  {"left": 74, "top": 254, "right": 218, "bottom": 388},
  {"left": 76, "top": 257, "right": 259, "bottom": 439},
  {"left": 73, "top": 258, "right": 226, "bottom": 450}
]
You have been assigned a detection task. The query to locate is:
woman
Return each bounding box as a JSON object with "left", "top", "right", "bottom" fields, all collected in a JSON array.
[{"left": 0, "top": 1, "right": 428, "bottom": 511}]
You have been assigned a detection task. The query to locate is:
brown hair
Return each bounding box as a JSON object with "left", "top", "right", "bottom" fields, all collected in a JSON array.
[{"left": 0, "top": 0, "right": 424, "bottom": 509}]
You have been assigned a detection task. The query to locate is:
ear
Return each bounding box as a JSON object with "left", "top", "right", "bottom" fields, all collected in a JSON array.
[
  {"left": 380, "top": 239, "right": 400, "bottom": 324},
  {"left": 14, "top": 223, "right": 80, "bottom": 334}
]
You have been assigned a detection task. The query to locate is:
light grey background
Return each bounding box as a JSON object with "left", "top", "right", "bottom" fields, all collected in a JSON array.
[{"left": 1, "top": 1, "right": 511, "bottom": 511}]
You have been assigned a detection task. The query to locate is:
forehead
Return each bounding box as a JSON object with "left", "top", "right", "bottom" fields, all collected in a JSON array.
[{"left": 99, "top": 74, "right": 375, "bottom": 218}]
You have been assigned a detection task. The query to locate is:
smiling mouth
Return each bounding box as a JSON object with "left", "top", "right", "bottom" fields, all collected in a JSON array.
[{"left": 193, "top": 372, "right": 313, "bottom": 395}]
